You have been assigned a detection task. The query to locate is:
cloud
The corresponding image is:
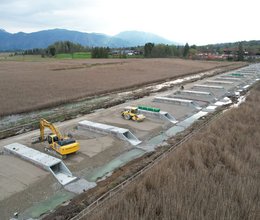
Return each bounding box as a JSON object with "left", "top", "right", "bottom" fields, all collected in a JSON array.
[{"left": 0, "top": 0, "right": 259, "bottom": 44}]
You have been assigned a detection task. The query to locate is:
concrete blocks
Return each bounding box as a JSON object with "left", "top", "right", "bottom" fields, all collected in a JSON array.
[
  {"left": 4, "top": 143, "right": 77, "bottom": 185},
  {"left": 218, "top": 77, "right": 242, "bottom": 81},
  {"left": 137, "top": 109, "right": 178, "bottom": 123},
  {"left": 78, "top": 120, "right": 141, "bottom": 146},
  {"left": 175, "top": 89, "right": 213, "bottom": 97},
  {"left": 192, "top": 84, "right": 225, "bottom": 90},
  {"left": 153, "top": 96, "right": 202, "bottom": 110},
  {"left": 206, "top": 80, "right": 234, "bottom": 84}
]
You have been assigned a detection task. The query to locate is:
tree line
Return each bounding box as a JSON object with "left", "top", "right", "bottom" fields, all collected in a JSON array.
[
  {"left": 23, "top": 41, "right": 190, "bottom": 58},
  {"left": 22, "top": 40, "right": 258, "bottom": 61},
  {"left": 23, "top": 41, "right": 90, "bottom": 57},
  {"left": 144, "top": 42, "right": 191, "bottom": 58},
  {"left": 23, "top": 41, "right": 110, "bottom": 58},
  {"left": 91, "top": 47, "right": 109, "bottom": 58}
]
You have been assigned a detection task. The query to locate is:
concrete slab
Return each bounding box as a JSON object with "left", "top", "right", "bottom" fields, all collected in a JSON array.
[
  {"left": 4, "top": 143, "right": 77, "bottom": 185},
  {"left": 225, "top": 73, "right": 245, "bottom": 78},
  {"left": 137, "top": 108, "right": 177, "bottom": 123},
  {"left": 153, "top": 96, "right": 202, "bottom": 110},
  {"left": 176, "top": 89, "right": 212, "bottom": 96},
  {"left": 193, "top": 84, "right": 225, "bottom": 90},
  {"left": 173, "top": 95, "right": 215, "bottom": 104},
  {"left": 177, "top": 111, "right": 208, "bottom": 128},
  {"left": 217, "top": 77, "right": 242, "bottom": 81},
  {"left": 213, "top": 97, "right": 232, "bottom": 106},
  {"left": 203, "top": 105, "right": 218, "bottom": 112},
  {"left": 64, "top": 178, "right": 96, "bottom": 194},
  {"left": 189, "top": 86, "right": 227, "bottom": 98},
  {"left": 78, "top": 120, "right": 142, "bottom": 146},
  {"left": 206, "top": 80, "right": 234, "bottom": 84}
]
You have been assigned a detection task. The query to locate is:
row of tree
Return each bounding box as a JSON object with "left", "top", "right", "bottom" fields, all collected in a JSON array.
[
  {"left": 22, "top": 40, "right": 257, "bottom": 61},
  {"left": 23, "top": 41, "right": 90, "bottom": 57},
  {"left": 144, "top": 43, "right": 191, "bottom": 58},
  {"left": 47, "top": 41, "right": 87, "bottom": 55},
  {"left": 198, "top": 40, "right": 260, "bottom": 55},
  {"left": 24, "top": 41, "right": 110, "bottom": 58},
  {"left": 91, "top": 47, "right": 109, "bottom": 58}
]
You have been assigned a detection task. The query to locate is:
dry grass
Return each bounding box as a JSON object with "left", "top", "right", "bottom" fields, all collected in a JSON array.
[
  {"left": 87, "top": 84, "right": 260, "bottom": 220},
  {"left": 0, "top": 59, "right": 241, "bottom": 116}
]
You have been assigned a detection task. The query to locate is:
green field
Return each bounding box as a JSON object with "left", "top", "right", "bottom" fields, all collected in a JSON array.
[
  {"left": 0, "top": 51, "right": 144, "bottom": 61},
  {"left": 55, "top": 52, "right": 91, "bottom": 59},
  {"left": 0, "top": 52, "right": 92, "bottom": 61}
]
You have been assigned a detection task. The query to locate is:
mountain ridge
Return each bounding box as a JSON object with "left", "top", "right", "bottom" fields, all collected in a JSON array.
[{"left": 0, "top": 28, "right": 175, "bottom": 51}]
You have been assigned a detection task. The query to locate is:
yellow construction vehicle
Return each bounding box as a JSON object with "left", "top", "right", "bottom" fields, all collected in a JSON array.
[
  {"left": 39, "top": 118, "right": 80, "bottom": 156},
  {"left": 121, "top": 106, "right": 145, "bottom": 122}
]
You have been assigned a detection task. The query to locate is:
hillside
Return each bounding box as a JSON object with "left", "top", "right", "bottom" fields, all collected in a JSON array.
[
  {"left": 0, "top": 29, "right": 174, "bottom": 50},
  {"left": 115, "top": 31, "right": 175, "bottom": 46}
]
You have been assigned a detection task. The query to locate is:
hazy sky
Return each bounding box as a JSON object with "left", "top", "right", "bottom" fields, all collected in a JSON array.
[{"left": 0, "top": 0, "right": 259, "bottom": 45}]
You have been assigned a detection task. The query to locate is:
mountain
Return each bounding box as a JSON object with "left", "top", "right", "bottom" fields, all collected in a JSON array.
[
  {"left": 0, "top": 28, "right": 175, "bottom": 51},
  {"left": 115, "top": 31, "right": 175, "bottom": 46}
]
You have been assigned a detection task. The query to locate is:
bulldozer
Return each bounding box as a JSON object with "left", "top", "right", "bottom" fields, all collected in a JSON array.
[
  {"left": 39, "top": 118, "right": 80, "bottom": 157},
  {"left": 121, "top": 106, "right": 145, "bottom": 122}
]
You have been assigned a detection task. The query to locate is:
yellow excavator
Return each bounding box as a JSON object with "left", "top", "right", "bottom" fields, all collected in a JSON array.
[
  {"left": 39, "top": 118, "right": 80, "bottom": 157},
  {"left": 121, "top": 106, "right": 145, "bottom": 122}
]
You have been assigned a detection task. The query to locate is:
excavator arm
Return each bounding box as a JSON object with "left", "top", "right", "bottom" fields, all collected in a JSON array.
[{"left": 40, "top": 118, "right": 63, "bottom": 141}]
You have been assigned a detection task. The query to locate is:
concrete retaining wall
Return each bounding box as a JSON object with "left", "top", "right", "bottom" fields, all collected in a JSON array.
[
  {"left": 137, "top": 109, "right": 177, "bottom": 123},
  {"left": 153, "top": 96, "right": 202, "bottom": 110},
  {"left": 78, "top": 120, "right": 141, "bottom": 146},
  {"left": 4, "top": 143, "right": 77, "bottom": 185},
  {"left": 192, "top": 84, "right": 225, "bottom": 90}
]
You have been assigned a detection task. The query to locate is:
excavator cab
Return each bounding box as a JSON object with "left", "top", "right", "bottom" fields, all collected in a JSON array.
[
  {"left": 129, "top": 108, "right": 138, "bottom": 114},
  {"left": 47, "top": 134, "right": 58, "bottom": 144}
]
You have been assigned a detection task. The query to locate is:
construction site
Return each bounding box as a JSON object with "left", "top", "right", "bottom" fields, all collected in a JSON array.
[{"left": 0, "top": 61, "right": 259, "bottom": 220}]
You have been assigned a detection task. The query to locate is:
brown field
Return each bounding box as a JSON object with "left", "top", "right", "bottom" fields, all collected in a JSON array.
[
  {"left": 0, "top": 59, "right": 241, "bottom": 116},
  {"left": 87, "top": 84, "right": 260, "bottom": 220}
]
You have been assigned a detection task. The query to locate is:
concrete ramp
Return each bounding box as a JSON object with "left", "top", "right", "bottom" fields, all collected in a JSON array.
[
  {"left": 78, "top": 120, "right": 141, "bottom": 146},
  {"left": 217, "top": 77, "right": 242, "bottom": 81},
  {"left": 206, "top": 80, "right": 234, "bottom": 85},
  {"left": 137, "top": 109, "right": 177, "bottom": 123},
  {"left": 159, "top": 111, "right": 178, "bottom": 123},
  {"left": 193, "top": 84, "right": 225, "bottom": 90},
  {"left": 176, "top": 90, "right": 213, "bottom": 97},
  {"left": 153, "top": 96, "right": 202, "bottom": 110},
  {"left": 226, "top": 73, "right": 245, "bottom": 78},
  {"left": 3, "top": 143, "right": 77, "bottom": 185}
]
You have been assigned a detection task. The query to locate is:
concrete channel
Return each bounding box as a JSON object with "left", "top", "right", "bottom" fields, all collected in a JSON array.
[{"left": 1, "top": 64, "right": 260, "bottom": 220}]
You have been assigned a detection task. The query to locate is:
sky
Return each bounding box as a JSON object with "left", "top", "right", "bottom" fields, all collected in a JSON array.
[{"left": 0, "top": 0, "right": 259, "bottom": 45}]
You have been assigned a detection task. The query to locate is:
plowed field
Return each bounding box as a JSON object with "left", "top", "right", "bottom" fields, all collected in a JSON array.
[{"left": 0, "top": 59, "right": 242, "bottom": 116}]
